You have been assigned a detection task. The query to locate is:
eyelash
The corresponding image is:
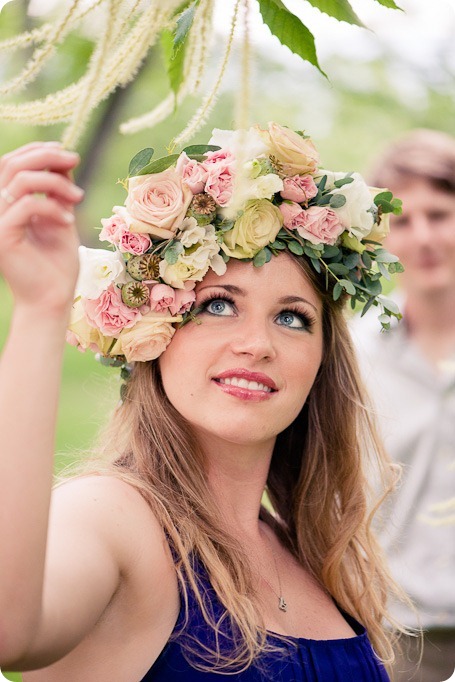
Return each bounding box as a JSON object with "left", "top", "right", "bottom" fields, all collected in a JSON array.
[{"left": 198, "top": 294, "right": 316, "bottom": 331}]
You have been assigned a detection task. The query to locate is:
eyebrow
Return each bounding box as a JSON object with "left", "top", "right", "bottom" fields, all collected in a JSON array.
[{"left": 197, "top": 284, "right": 319, "bottom": 313}]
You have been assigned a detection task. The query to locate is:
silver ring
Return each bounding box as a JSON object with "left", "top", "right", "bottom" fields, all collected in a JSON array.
[{"left": 0, "top": 186, "right": 16, "bottom": 205}]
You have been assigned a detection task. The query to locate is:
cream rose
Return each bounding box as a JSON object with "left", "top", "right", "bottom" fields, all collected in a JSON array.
[
  {"left": 159, "top": 227, "right": 226, "bottom": 288},
  {"left": 125, "top": 168, "right": 193, "bottom": 240},
  {"left": 261, "top": 122, "right": 320, "bottom": 177},
  {"left": 110, "top": 314, "right": 181, "bottom": 362},
  {"left": 67, "top": 298, "right": 113, "bottom": 355},
  {"left": 221, "top": 199, "right": 283, "bottom": 259},
  {"left": 367, "top": 187, "right": 391, "bottom": 243}
]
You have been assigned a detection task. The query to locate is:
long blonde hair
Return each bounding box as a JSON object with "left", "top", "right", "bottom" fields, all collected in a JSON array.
[{"left": 92, "top": 255, "right": 406, "bottom": 672}]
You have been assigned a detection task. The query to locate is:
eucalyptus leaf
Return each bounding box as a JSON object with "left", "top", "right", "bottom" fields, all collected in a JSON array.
[
  {"left": 333, "top": 282, "right": 343, "bottom": 301},
  {"left": 310, "top": 257, "right": 321, "bottom": 273},
  {"left": 318, "top": 194, "right": 332, "bottom": 206},
  {"left": 138, "top": 154, "right": 180, "bottom": 175},
  {"left": 317, "top": 175, "right": 327, "bottom": 193},
  {"left": 333, "top": 176, "right": 354, "bottom": 188},
  {"left": 380, "top": 297, "right": 400, "bottom": 315},
  {"left": 374, "top": 190, "right": 393, "bottom": 204},
  {"left": 327, "top": 262, "right": 349, "bottom": 276},
  {"left": 270, "top": 239, "right": 286, "bottom": 250},
  {"left": 374, "top": 249, "right": 399, "bottom": 264},
  {"left": 288, "top": 240, "right": 304, "bottom": 256},
  {"left": 183, "top": 144, "right": 221, "bottom": 155},
  {"left": 128, "top": 148, "right": 154, "bottom": 176},
  {"left": 343, "top": 252, "right": 360, "bottom": 269},
  {"left": 362, "top": 251, "right": 372, "bottom": 269},
  {"left": 257, "top": 0, "right": 326, "bottom": 76},
  {"left": 377, "top": 261, "right": 391, "bottom": 280},
  {"left": 330, "top": 194, "right": 346, "bottom": 209},
  {"left": 339, "top": 279, "right": 356, "bottom": 295},
  {"left": 361, "top": 297, "right": 375, "bottom": 317},
  {"left": 321, "top": 244, "right": 339, "bottom": 259}
]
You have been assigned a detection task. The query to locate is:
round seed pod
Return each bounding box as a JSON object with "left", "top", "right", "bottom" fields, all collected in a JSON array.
[
  {"left": 121, "top": 281, "right": 150, "bottom": 308},
  {"left": 126, "top": 253, "right": 161, "bottom": 281}
]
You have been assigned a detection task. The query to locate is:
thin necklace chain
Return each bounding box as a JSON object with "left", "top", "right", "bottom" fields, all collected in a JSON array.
[{"left": 260, "top": 531, "right": 288, "bottom": 613}]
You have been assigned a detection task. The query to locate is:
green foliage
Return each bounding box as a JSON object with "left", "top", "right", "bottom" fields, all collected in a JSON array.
[
  {"left": 137, "top": 153, "right": 180, "bottom": 175},
  {"left": 304, "top": 0, "right": 364, "bottom": 27},
  {"left": 373, "top": 0, "right": 402, "bottom": 9},
  {"left": 128, "top": 147, "right": 154, "bottom": 176},
  {"left": 161, "top": 0, "right": 200, "bottom": 98},
  {"left": 257, "top": 0, "right": 326, "bottom": 77}
]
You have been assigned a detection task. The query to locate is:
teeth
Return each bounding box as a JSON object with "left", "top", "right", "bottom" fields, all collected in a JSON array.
[{"left": 218, "top": 377, "right": 272, "bottom": 392}]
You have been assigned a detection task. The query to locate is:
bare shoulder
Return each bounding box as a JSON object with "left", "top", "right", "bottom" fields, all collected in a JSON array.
[{"left": 51, "top": 473, "right": 171, "bottom": 572}]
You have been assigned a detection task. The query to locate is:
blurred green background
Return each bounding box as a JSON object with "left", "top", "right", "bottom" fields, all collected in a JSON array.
[{"left": 1, "top": 1, "right": 454, "bottom": 680}]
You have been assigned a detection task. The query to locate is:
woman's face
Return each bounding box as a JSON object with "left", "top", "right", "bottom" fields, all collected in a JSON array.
[{"left": 159, "top": 254, "right": 324, "bottom": 451}]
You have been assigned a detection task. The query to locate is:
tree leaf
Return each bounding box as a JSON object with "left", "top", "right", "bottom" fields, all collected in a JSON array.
[
  {"left": 257, "top": 0, "right": 326, "bottom": 76},
  {"left": 173, "top": 1, "right": 200, "bottom": 56},
  {"left": 372, "top": 0, "right": 403, "bottom": 9},
  {"left": 138, "top": 154, "right": 180, "bottom": 175},
  {"left": 128, "top": 148, "right": 154, "bottom": 176},
  {"left": 305, "top": 0, "right": 364, "bottom": 27}
]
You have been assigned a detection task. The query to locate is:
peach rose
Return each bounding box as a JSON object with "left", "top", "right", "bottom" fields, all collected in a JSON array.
[
  {"left": 110, "top": 314, "right": 181, "bottom": 362},
  {"left": 126, "top": 168, "right": 193, "bottom": 240},
  {"left": 261, "top": 123, "right": 320, "bottom": 177},
  {"left": 221, "top": 199, "right": 283, "bottom": 259}
]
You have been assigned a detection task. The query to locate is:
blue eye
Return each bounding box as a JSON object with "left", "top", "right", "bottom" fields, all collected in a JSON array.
[
  {"left": 203, "top": 298, "right": 235, "bottom": 316},
  {"left": 275, "top": 311, "right": 306, "bottom": 329}
]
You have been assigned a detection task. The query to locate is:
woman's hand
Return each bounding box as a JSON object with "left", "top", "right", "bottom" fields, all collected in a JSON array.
[{"left": 0, "top": 141, "right": 83, "bottom": 316}]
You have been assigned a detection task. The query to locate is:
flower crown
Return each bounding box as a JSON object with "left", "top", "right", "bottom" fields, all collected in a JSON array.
[{"left": 67, "top": 122, "right": 403, "bottom": 368}]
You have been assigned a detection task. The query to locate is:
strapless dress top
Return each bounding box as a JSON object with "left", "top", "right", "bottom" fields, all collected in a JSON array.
[{"left": 141, "top": 556, "right": 390, "bottom": 681}]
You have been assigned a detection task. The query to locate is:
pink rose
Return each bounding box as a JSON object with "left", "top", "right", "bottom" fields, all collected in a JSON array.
[
  {"left": 202, "top": 149, "right": 236, "bottom": 207},
  {"left": 84, "top": 285, "right": 142, "bottom": 336},
  {"left": 280, "top": 175, "right": 318, "bottom": 203},
  {"left": 126, "top": 168, "right": 193, "bottom": 240},
  {"left": 149, "top": 283, "right": 176, "bottom": 313},
  {"left": 99, "top": 214, "right": 127, "bottom": 245},
  {"left": 280, "top": 203, "right": 343, "bottom": 245},
  {"left": 169, "top": 288, "right": 196, "bottom": 315},
  {"left": 176, "top": 152, "right": 208, "bottom": 194},
  {"left": 118, "top": 230, "right": 151, "bottom": 255}
]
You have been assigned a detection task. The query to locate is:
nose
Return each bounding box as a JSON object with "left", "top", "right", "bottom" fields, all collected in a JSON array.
[
  {"left": 229, "top": 318, "right": 277, "bottom": 362},
  {"left": 411, "top": 213, "right": 433, "bottom": 246}
]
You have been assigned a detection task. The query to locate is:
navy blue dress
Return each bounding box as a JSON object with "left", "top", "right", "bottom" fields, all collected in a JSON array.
[{"left": 141, "top": 556, "right": 390, "bottom": 681}]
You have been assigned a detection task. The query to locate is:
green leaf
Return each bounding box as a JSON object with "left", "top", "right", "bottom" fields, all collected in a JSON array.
[
  {"left": 183, "top": 144, "right": 221, "bottom": 156},
  {"left": 217, "top": 219, "right": 235, "bottom": 233},
  {"left": 161, "top": 29, "right": 186, "bottom": 98},
  {"left": 333, "top": 176, "right": 354, "bottom": 188},
  {"left": 270, "top": 239, "right": 286, "bottom": 250},
  {"left": 257, "top": 0, "right": 326, "bottom": 76},
  {"left": 330, "top": 194, "right": 346, "bottom": 209},
  {"left": 374, "top": 190, "right": 393, "bottom": 204},
  {"left": 321, "top": 244, "right": 339, "bottom": 259},
  {"left": 374, "top": 248, "right": 399, "bottom": 264},
  {"left": 339, "top": 278, "right": 356, "bottom": 295},
  {"left": 377, "top": 261, "right": 391, "bottom": 280},
  {"left": 362, "top": 251, "right": 372, "bottom": 269},
  {"left": 317, "top": 174, "right": 328, "bottom": 193},
  {"left": 333, "top": 282, "right": 343, "bottom": 301},
  {"left": 173, "top": 1, "right": 199, "bottom": 56},
  {"left": 361, "top": 297, "right": 375, "bottom": 317},
  {"left": 310, "top": 257, "right": 321, "bottom": 273},
  {"left": 328, "top": 262, "right": 349, "bottom": 276},
  {"left": 305, "top": 0, "right": 364, "bottom": 26},
  {"left": 380, "top": 297, "right": 400, "bottom": 315},
  {"left": 343, "top": 252, "right": 360, "bottom": 269},
  {"left": 128, "top": 148, "right": 154, "bottom": 176},
  {"left": 288, "top": 240, "right": 304, "bottom": 256},
  {"left": 378, "top": 313, "right": 391, "bottom": 327},
  {"left": 372, "top": 0, "right": 403, "bottom": 9},
  {"left": 138, "top": 154, "right": 180, "bottom": 175},
  {"left": 164, "top": 241, "right": 184, "bottom": 265}
]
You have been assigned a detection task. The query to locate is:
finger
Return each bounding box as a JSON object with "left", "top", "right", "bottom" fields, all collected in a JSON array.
[
  {"left": 1, "top": 141, "right": 63, "bottom": 163},
  {"left": 5, "top": 171, "right": 84, "bottom": 207},
  {"left": 1, "top": 195, "right": 75, "bottom": 243},
  {"left": 0, "top": 148, "right": 80, "bottom": 187}
]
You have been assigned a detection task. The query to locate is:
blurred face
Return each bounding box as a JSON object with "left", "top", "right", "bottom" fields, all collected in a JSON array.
[
  {"left": 385, "top": 179, "right": 455, "bottom": 297},
  {"left": 159, "top": 254, "right": 323, "bottom": 452}
]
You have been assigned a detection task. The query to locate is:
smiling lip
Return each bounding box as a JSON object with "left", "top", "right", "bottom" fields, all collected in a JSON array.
[{"left": 212, "top": 369, "right": 278, "bottom": 398}]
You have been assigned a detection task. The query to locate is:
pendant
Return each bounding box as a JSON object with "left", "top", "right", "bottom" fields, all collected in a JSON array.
[{"left": 278, "top": 596, "right": 287, "bottom": 612}]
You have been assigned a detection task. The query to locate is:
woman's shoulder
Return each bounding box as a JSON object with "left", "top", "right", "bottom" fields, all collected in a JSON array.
[{"left": 51, "top": 473, "right": 173, "bottom": 575}]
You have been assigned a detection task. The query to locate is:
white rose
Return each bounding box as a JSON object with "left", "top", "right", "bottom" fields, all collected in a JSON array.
[
  {"left": 208, "top": 127, "right": 268, "bottom": 164},
  {"left": 75, "top": 246, "right": 128, "bottom": 300},
  {"left": 319, "top": 171, "right": 374, "bottom": 240},
  {"left": 221, "top": 168, "right": 283, "bottom": 220}
]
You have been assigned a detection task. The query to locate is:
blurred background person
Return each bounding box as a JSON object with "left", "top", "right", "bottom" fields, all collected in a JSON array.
[{"left": 352, "top": 129, "right": 455, "bottom": 682}]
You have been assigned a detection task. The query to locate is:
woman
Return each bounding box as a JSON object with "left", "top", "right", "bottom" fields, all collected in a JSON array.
[{"left": 0, "top": 125, "right": 403, "bottom": 681}]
